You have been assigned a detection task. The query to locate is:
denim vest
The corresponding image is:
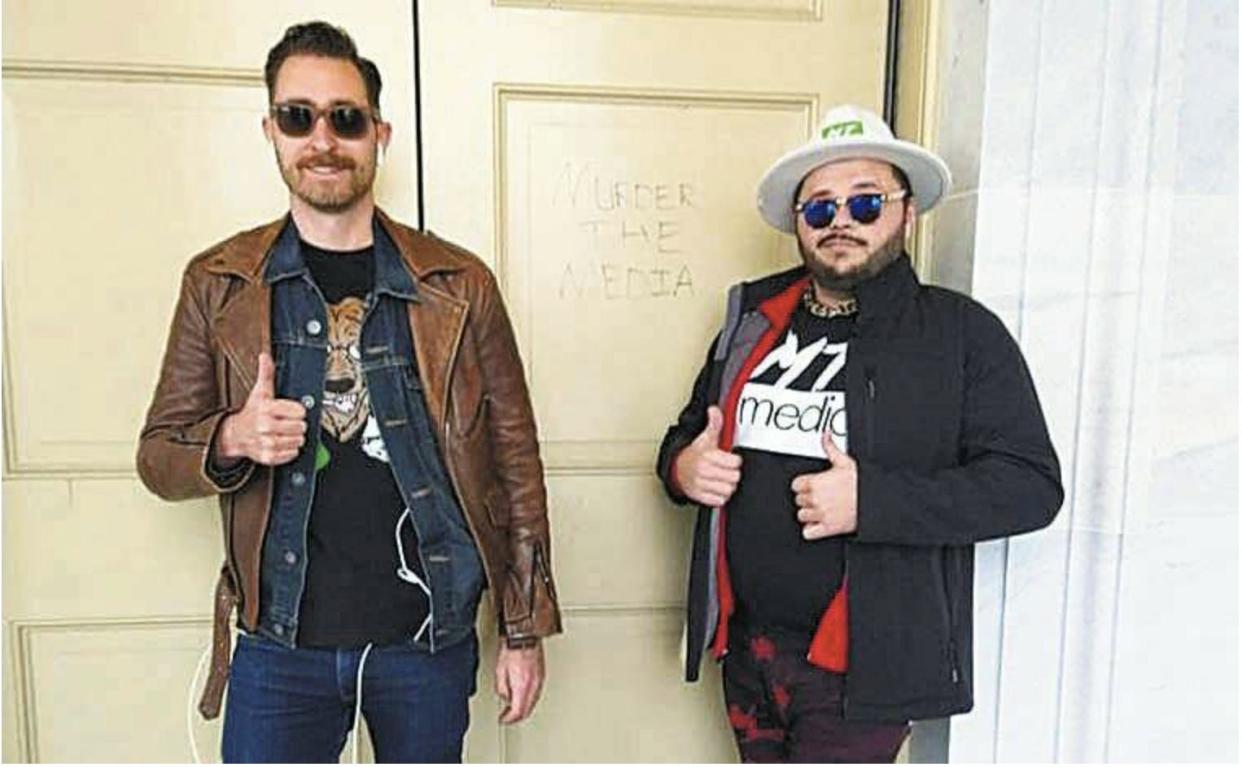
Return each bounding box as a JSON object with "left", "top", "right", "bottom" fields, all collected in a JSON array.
[{"left": 255, "top": 219, "right": 484, "bottom": 653}]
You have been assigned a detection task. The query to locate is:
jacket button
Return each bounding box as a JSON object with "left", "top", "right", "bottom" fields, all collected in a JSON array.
[
  {"left": 273, "top": 624, "right": 285, "bottom": 636},
  {"left": 300, "top": 395, "right": 316, "bottom": 409},
  {"left": 306, "top": 319, "right": 322, "bottom": 335},
  {"left": 284, "top": 550, "right": 297, "bottom": 565},
  {"left": 291, "top": 472, "right": 306, "bottom": 487}
]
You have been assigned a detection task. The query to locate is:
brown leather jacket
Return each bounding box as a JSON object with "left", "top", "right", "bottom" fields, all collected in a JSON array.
[{"left": 137, "top": 210, "right": 561, "bottom": 718}]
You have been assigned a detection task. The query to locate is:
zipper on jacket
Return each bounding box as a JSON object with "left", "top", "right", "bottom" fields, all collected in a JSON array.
[
  {"left": 520, "top": 538, "right": 558, "bottom": 642},
  {"left": 840, "top": 366, "right": 876, "bottom": 718},
  {"left": 864, "top": 365, "right": 877, "bottom": 455},
  {"left": 840, "top": 545, "right": 851, "bottom": 717},
  {"left": 436, "top": 301, "right": 480, "bottom": 593},
  {"left": 941, "top": 549, "right": 960, "bottom": 684},
  {"left": 946, "top": 633, "right": 960, "bottom": 684},
  {"left": 534, "top": 541, "right": 555, "bottom": 597}
]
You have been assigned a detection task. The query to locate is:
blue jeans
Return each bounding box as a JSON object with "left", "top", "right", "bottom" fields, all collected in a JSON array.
[{"left": 221, "top": 632, "right": 478, "bottom": 763}]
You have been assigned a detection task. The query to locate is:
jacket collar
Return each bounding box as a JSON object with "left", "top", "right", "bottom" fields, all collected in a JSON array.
[
  {"left": 260, "top": 215, "right": 420, "bottom": 301},
  {"left": 757, "top": 275, "right": 811, "bottom": 326},
  {"left": 740, "top": 253, "right": 920, "bottom": 330},
  {"left": 260, "top": 221, "right": 305, "bottom": 283},
  {"left": 853, "top": 253, "right": 919, "bottom": 332},
  {"left": 204, "top": 207, "right": 469, "bottom": 285}
]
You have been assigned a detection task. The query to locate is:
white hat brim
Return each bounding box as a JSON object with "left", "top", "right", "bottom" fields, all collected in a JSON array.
[{"left": 756, "top": 138, "right": 953, "bottom": 233}]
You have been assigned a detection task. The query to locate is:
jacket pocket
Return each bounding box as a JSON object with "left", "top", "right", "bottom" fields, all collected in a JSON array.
[{"left": 848, "top": 545, "right": 958, "bottom": 704}]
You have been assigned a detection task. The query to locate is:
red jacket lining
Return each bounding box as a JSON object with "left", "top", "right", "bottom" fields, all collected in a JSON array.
[{"left": 708, "top": 275, "right": 848, "bottom": 672}]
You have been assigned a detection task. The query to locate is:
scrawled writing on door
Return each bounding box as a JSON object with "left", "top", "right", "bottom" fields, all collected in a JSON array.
[{"left": 549, "top": 160, "right": 698, "bottom": 301}]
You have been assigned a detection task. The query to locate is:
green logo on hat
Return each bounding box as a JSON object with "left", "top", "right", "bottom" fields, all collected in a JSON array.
[{"left": 822, "top": 120, "right": 864, "bottom": 139}]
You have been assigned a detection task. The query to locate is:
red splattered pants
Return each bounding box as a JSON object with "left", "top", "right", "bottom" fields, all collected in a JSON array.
[{"left": 722, "top": 622, "right": 910, "bottom": 763}]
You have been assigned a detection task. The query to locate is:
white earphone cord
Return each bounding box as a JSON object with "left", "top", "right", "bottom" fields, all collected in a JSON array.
[
  {"left": 186, "top": 506, "right": 430, "bottom": 763},
  {"left": 188, "top": 637, "right": 375, "bottom": 764},
  {"left": 187, "top": 644, "right": 212, "bottom": 763},
  {"left": 395, "top": 507, "right": 432, "bottom": 643},
  {"left": 345, "top": 507, "right": 431, "bottom": 761},
  {"left": 346, "top": 643, "right": 374, "bottom": 763}
]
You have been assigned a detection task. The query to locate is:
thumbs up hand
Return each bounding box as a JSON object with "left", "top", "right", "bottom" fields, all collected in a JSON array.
[
  {"left": 791, "top": 430, "right": 858, "bottom": 540},
  {"left": 673, "top": 406, "right": 743, "bottom": 508},
  {"left": 215, "top": 352, "right": 308, "bottom": 466},
  {"left": 248, "top": 350, "right": 278, "bottom": 402}
]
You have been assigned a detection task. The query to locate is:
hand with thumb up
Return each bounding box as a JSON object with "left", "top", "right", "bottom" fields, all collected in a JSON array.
[
  {"left": 791, "top": 430, "right": 858, "bottom": 540},
  {"left": 672, "top": 406, "right": 743, "bottom": 508},
  {"left": 215, "top": 352, "right": 308, "bottom": 466}
]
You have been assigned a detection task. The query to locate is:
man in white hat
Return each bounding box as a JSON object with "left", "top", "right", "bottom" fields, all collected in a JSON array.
[{"left": 656, "top": 105, "right": 1063, "bottom": 762}]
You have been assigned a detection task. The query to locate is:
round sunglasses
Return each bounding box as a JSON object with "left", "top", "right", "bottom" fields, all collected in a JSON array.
[
  {"left": 270, "top": 103, "right": 377, "bottom": 140},
  {"left": 794, "top": 190, "right": 908, "bottom": 229}
]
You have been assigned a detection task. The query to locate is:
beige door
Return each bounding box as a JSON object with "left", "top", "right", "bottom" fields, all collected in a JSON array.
[
  {"left": 419, "top": 1, "right": 891, "bottom": 761},
  {"left": 1, "top": 2, "right": 419, "bottom": 761},
  {"left": 3, "top": 0, "right": 900, "bottom": 762}
]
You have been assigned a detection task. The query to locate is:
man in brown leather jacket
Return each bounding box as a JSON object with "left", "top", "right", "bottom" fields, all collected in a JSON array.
[{"left": 137, "top": 21, "right": 560, "bottom": 763}]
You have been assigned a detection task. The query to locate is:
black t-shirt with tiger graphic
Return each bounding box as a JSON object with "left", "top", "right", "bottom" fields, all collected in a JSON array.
[{"left": 296, "top": 240, "right": 431, "bottom": 649}]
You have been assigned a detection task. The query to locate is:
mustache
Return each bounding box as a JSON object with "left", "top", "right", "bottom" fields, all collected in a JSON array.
[
  {"left": 298, "top": 154, "right": 356, "bottom": 170},
  {"left": 817, "top": 233, "right": 866, "bottom": 248}
]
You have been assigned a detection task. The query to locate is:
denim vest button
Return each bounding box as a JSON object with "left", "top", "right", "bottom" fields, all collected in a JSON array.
[
  {"left": 291, "top": 472, "right": 306, "bottom": 487},
  {"left": 284, "top": 550, "right": 298, "bottom": 565},
  {"left": 273, "top": 624, "right": 285, "bottom": 636},
  {"left": 306, "top": 319, "right": 322, "bottom": 336},
  {"left": 300, "top": 395, "right": 316, "bottom": 409}
]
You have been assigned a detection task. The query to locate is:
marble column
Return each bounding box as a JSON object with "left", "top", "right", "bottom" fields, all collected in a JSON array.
[{"left": 922, "top": 0, "right": 1237, "bottom": 761}]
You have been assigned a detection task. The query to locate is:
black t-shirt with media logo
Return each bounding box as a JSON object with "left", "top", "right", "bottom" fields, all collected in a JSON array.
[{"left": 727, "top": 305, "right": 853, "bottom": 633}]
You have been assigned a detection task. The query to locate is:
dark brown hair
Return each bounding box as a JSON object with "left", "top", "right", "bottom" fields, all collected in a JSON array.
[{"left": 264, "top": 21, "right": 382, "bottom": 111}]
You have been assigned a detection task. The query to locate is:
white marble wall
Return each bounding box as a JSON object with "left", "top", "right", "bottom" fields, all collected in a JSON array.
[{"left": 928, "top": 0, "right": 1238, "bottom": 762}]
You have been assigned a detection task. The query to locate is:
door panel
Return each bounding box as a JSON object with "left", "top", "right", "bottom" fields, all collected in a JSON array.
[
  {"left": 499, "top": 87, "right": 808, "bottom": 470},
  {"left": 421, "top": 2, "right": 890, "bottom": 760}
]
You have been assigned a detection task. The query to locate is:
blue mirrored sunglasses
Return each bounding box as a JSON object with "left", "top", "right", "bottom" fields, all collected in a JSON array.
[{"left": 794, "top": 190, "right": 908, "bottom": 229}]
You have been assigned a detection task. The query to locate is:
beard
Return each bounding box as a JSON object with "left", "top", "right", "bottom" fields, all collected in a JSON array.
[
  {"left": 798, "top": 224, "right": 906, "bottom": 293},
  {"left": 276, "top": 147, "right": 376, "bottom": 213}
]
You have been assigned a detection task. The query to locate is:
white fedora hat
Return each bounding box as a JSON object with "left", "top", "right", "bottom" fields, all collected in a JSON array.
[{"left": 756, "top": 104, "right": 952, "bottom": 233}]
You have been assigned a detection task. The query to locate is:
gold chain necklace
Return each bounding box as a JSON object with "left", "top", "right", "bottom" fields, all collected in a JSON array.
[{"left": 802, "top": 286, "right": 858, "bottom": 318}]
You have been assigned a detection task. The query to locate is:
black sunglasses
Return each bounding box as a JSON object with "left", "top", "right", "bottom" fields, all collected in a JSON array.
[
  {"left": 270, "top": 103, "right": 377, "bottom": 140},
  {"left": 794, "top": 190, "right": 908, "bottom": 229}
]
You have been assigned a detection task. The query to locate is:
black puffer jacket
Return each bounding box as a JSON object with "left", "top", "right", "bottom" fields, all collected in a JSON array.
[{"left": 656, "top": 255, "right": 1063, "bottom": 722}]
